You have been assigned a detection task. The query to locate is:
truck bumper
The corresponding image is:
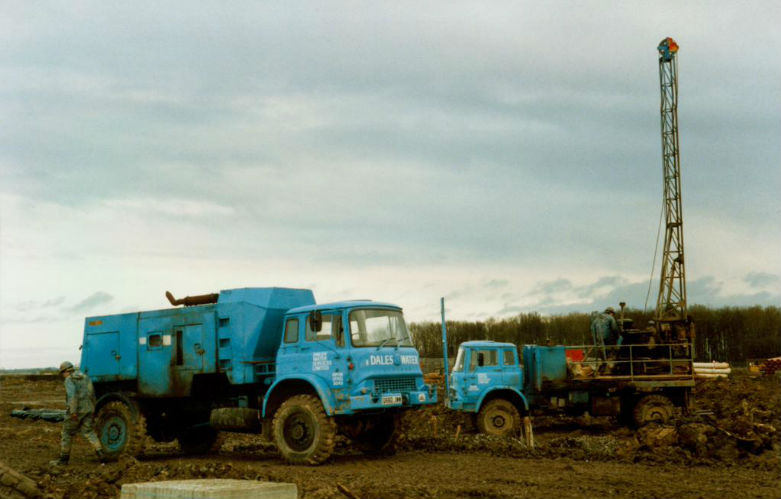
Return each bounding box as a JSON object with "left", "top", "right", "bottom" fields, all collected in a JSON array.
[
  {"left": 344, "top": 388, "right": 436, "bottom": 412},
  {"left": 446, "top": 399, "right": 476, "bottom": 412}
]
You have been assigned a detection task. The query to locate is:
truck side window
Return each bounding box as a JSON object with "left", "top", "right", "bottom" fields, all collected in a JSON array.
[
  {"left": 503, "top": 349, "right": 515, "bottom": 366},
  {"left": 333, "top": 315, "right": 344, "bottom": 347},
  {"left": 149, "top": 333, "right": 163, "bottom": 348},
  {"left": 284, "top": 319, "right": 299, "bottom": 344},
  {"left": 306, "top": 313, "right": 341, "bottom": 343},
  {"left": 470, "top": 349, "right": 498, "bottom": 371}
]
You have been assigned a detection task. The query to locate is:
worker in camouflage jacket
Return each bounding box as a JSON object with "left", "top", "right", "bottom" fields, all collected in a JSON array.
[{"left": 50, "top": 361, "right": 107, "bottom": 465}]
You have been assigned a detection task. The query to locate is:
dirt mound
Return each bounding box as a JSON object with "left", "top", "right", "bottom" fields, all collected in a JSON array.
[{"left": 397, "top": 371, "right": 780, "bottom": 468}]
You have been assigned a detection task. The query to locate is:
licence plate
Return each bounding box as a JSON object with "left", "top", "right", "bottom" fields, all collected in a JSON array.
[{"left": 382, "top": 394, "right": 402, "bottom": 406}]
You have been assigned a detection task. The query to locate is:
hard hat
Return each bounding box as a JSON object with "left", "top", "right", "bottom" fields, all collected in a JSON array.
[
  {"left": 604, "top": 307, "right": 616, "bottom": 314},
  {"left": 59, "top": 361, "right": 74, "bottom": 373}
]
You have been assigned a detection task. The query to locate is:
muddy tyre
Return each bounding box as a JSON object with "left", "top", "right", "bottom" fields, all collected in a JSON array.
[
  {"left": 633, "top": 394, "right": 674, "bottom": 426},
  {"left": 272, "top": 394, "right": 336, "bottom": 465},
  {"left": 178, "top": 426, "right": 223, "bottom": 454},
  {"left": 477, "top": 399, "right": 520, "bottom": 437},
  {"left": 95, "top": 400, "right": 147, "bottom": 458},
  {"left": 356, "top": 413, "right": 399, "bottom": 456}
]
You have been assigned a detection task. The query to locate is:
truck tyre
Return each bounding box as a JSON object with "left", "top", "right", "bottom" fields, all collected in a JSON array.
[
  {"left": 633, "top": 394, "right": 674, "bottom": 426},
  {"left": 356, "top": 413, "right": 399, "bottom": 456},
  {"left": 272, "top": 394, "right": 336, "bottom": 465},
  {"left": 178, "top": 426, "right": 223, "bottom": 454},
  {"left": 95, "top": 400, "right": 147, "bottom": 458},
  {"left": 477, "top": 399, "right": 521, "bottom": 437}
]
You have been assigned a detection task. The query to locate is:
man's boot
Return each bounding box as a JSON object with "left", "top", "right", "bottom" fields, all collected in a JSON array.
[
  {"left": 95, "top": 448, "right": 109, "bottom": 463},
  {"left": 49, "top": 453, "right": 69, "bottom": 466}
]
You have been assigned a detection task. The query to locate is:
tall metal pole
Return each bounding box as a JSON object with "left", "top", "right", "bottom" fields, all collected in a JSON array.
[
  {"left": 655, "top": 37, "right": 687, "bottom": 323},
  {"left": 441, "top": 297, "right": 449, "bottom": 400}
]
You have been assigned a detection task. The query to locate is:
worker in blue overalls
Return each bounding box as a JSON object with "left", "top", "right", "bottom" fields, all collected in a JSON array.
[{"left": 590, "top": 307, "right": 621, "bottom": 365}]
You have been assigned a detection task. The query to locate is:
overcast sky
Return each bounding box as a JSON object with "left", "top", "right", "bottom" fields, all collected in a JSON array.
[{"left": 1, "top": 1, "right": 779, "bottom": 368}]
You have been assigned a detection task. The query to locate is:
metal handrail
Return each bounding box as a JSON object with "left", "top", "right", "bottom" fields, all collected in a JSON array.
[{"left": 563, "top": 342, "right": 693, "bottom": 381}]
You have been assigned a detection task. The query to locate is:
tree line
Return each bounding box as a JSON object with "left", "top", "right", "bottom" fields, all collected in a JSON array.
[{"left": 409, "top": 305, "right": 781, "bottom": 363}]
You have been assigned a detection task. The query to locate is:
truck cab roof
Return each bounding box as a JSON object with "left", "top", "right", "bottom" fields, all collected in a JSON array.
[
  {"left": 286, "top": 300, "right": 401, "bottom": 315},
  {"left": 459, "top": 340, "right": 516, "bottom": 349}
]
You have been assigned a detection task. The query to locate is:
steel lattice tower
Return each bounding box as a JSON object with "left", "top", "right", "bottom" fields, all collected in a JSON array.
[{"left": 655, "top": 37, "right": 687, "bottom": 322}]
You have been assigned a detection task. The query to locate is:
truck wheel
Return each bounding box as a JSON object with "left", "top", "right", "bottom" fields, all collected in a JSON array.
[
  {"left": 356, "top": 413, "right": 399, "bottom": 455},
  {"left": 633, "top": 394, "right": 674, "bottom": 426},
  {"left": 272, "top": 394, "right": 336, "bottom": 465},
  {"left": 178, "top": 426, "right": 223, "bottom": 454},
  {"left": 95, "top": 400, "right": 147, "bottom": 458},
  {"left": 477, "top": 399, "right": 521, "bottom": 437}
]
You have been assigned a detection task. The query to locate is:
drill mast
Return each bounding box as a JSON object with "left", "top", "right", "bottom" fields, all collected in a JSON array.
[{"left": 655, "top": 37, "right": 687, "bottom": 323}]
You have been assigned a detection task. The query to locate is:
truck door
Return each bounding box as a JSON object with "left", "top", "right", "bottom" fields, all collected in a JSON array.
[
  {"left": 305, "top": 311, "right": 348, "bottom": 395},
  {"left": 84, "top": 331, "right": 120, "bottom": 378},
  {"left": 464, "top": 348, "right": 501, "bottom": 400},
  {"left": 174, "top": 324, "right": 206, "bottom": 372},
  {"left": 138, "top": 316, "right": 173, "bottom": 396},
  {"left": 169, "top": 323, "right": 207, "bottom": 397},
  {"left": 501, "top": 348, "right": 521, "bottom": 387}
]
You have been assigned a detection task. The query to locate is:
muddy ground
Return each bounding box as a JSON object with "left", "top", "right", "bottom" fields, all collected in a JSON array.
[{"left": 1, "top": 373, "right": 779, "bottom": 499}]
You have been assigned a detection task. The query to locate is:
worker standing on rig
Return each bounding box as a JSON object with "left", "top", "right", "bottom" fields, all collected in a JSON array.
[
  {"left": 49, "top": 361, "right": 107, "bottom": 466},
  {"left": 590, "top": 307, "right": 621, "bottom": 365}
]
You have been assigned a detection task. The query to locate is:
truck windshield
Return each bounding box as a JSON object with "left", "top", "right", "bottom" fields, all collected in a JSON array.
[
  {"left": 452, "top": 348, "right": 465, "bottom": 372},
  {"left": 349, "top": 309, "right": 412, "bottom": 347}
]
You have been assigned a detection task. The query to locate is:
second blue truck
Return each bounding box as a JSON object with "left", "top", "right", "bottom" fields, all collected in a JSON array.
[{"left": 447, "top": 336, "right": 694, "bottom": 436}]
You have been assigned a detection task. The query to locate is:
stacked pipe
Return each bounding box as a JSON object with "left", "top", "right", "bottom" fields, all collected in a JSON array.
[{"left": 693, "top": 361, "right": 731, "bottom": 379}]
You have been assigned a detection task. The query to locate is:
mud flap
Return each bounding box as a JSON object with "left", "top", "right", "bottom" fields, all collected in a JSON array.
[{"left": 522, "top": 415, "right": 535, "bottom": 449}]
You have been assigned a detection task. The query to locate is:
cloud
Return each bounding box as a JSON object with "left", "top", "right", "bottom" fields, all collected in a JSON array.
[
  {"left": 15, "top": 296, "right": 65, "bottom": 312},
  {"left": 105, "top": 198, "right": 236, "bottom": 218},
  {"left": 530, "top": 278, "right": 573, "bottom": 295},
  {"left": 576, "top": 276, "right": 626, "bottom": 299},
  {"left": 484, "top": 279, "right": 509, "bottom": 289},
  {"left": 494, "top": 304, "right": 524, "bottom": 316},
  {"left": 68, "top": 292, "right": 114, "bottom": 313},
  {"left": 1, "top": 2, "right": 779, "bottom": 368},
  {"left": 496, "top": 274, "right": 781, "bottom": 318},
  {"left": 744, "top": 272, "right": 781, "bottom": 290},
  {"left": 1, "top": 314, "right": 60, "bottom": 325},
  {"left": 444, "top": 285, "right": 476, "bottom": 301}
]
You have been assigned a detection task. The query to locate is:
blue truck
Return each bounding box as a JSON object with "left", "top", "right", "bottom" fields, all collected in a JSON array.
[
  {"left": 80, "top": 287, "right": 435, "bottom": 464},
  {"left": 447, "top": 335, "right": 694, "bottom": 437}
]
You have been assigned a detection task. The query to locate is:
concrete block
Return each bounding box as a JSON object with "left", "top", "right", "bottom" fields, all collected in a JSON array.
[{"left": 120, "top": 479, "right": 297, "bottom": 499}]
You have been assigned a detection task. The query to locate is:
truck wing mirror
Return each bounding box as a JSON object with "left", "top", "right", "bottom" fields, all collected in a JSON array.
[{"left": 309, "top": 311, "right": 322, "bottom": 332}]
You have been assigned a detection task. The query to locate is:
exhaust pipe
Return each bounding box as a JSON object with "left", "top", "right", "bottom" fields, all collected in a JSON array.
[{"left": 166, "top": 290, "right": 219, "bottom": 307}]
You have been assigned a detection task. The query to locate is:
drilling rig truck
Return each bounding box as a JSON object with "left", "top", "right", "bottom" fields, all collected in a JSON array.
[{"left": 446, "top": 37, "right": 695, "bottom": 436}]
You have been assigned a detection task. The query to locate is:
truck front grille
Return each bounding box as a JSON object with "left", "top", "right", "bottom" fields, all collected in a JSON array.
[{"left": 373, "top": 376, "right": 417, "bottom": 395}]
